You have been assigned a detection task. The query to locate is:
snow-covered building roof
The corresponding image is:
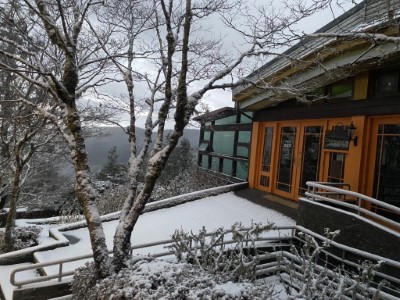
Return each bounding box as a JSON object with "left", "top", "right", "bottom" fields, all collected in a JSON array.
[{"left": 233, "top": 0, "right": 400, "bottom": 111}]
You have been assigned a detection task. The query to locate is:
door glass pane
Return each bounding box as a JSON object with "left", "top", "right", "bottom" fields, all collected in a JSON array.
[
  {"left": 276, "top": 127, "right": 296, "bottom": 192},
  {"left": 373, "top": 124, "right": 400, "bottom": 215},
  {"left": 299, "top": 126, "right": 323, "bottom": 195},
  {"left": 262, "top": 127, "right": 274, "bottom": 172},
  {"left": 327, "top": 153, "right": 345, "bottom": 183}
]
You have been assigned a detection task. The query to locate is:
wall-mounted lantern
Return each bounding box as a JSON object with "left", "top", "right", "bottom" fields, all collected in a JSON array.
[{"left": 346, "top": 121, "right": 358, "bottom": 146}]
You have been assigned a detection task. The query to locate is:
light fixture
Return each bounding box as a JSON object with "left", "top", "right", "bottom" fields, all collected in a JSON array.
[{"left": 346, "top": 121, "right": 358, "bottom": 146}]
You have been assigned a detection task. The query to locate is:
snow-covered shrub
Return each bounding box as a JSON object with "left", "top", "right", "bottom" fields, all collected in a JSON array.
[
  {"left": 0, "top": 226, "right": 41, "bottom": 253},
  {"left": 71, "top": 256, "right": 276, "bottom": 300},
  {"left": 95, "top": 184, "right": 128, "bottom": 215},
  {"left": 170, "top": 222, "right": 275, "bottom": 282},
  {"left": 277, "top": 229, "right": 387, "bottom": 299},
  {"left": 152, "top": 169, "right": 231, "bottom": 202}
]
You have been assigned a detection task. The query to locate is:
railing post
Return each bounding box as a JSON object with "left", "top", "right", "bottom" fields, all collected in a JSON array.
[
  {"left": 312, "top": 184, "right": 316, "bottom": 201},
  {"left": 358, "top": 197, "right": 361, "bottom": 215},
  {"left": 58, "top": 263, "right": 63, "bottom": 282}
]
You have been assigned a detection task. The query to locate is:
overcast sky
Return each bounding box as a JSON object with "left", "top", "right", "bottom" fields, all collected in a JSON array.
[{"left": 94, "top": 0, "right": 362, "bottom": 128}]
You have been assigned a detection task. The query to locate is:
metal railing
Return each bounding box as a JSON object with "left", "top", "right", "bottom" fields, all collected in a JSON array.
[
  {"left": 9, "top": 226, "right": 295, "bottom": 289},
  {"left": 9, "top": 224, "right": 400, "bottom": 294},
  {"left": 305, "top": 181, "right": 400, "bottom": 231}
]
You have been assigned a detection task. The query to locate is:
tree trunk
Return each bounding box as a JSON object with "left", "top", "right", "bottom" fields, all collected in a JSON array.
[
  {"left": 66, "top": 106, "right": 110, "bottom": 279},
  {"left": 2, "top": 167, "right": 21, "bottom": 253},
  {"left": 112, "top": 131, "right": 182, "bottom": 272}
]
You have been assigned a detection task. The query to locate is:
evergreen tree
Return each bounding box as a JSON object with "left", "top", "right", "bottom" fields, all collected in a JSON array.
[{"left": 97, "top": 147, "right": 125, "bottom": 184}]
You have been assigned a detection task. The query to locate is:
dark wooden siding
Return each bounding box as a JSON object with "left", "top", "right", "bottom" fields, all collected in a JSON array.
[{"left": 254, "top": 96, "right": 400, "bottom": 122}]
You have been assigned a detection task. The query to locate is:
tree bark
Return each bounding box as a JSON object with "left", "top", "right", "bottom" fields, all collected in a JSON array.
[
  {"left": 2, "top": 167, "right": 21, "bottom": 253},
  {"left": 65, "top": 106, "right": 110, "bottom": 279}
]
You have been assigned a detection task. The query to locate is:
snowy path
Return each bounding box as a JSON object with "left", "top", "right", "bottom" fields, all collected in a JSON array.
[{"left": 35, "top": 192, "right": 294, "bottom": 275}]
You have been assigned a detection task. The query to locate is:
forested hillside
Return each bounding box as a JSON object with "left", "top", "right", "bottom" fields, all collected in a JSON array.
[{"left": 85, "top": 127, "right": 200, "bottom": 171}]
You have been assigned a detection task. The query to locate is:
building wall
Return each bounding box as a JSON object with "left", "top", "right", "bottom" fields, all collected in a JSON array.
[
  {"left": 197, "top": 112, "right": 253, "bottom": 180},
  {"left": 248, "top": 67, "right": 400, "bottom": 208}
]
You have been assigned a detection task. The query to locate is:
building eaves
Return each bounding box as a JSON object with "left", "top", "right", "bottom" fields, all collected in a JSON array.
[{"left": 193, "top": 107, "right": 236, "bottom": 122}]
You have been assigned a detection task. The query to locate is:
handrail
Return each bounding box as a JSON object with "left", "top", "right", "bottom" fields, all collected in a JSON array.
[
  {"left": 10, "top": 226, "right": 295, "bottom": 288},
  {"left": 306, "top": 181, "right": 400, "bottom": 214},
  {"left": 9, "top": 224, "right": 400, "bottom": 290},
  {"left": 305, "top": 181, "right": 400, "bottom": 231}
]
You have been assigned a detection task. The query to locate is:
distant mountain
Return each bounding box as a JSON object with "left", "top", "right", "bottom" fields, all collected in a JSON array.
[{"left": 85, "top": 127, "right": 200, "bottom": 172}]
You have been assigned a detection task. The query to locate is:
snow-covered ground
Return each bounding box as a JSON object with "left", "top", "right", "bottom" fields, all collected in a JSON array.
[
  {"left": 35, "top": 192, "right": 294, "bottom": 274},
  {"left": 0, "top": 191, "right": 294, "bottom": 299}
]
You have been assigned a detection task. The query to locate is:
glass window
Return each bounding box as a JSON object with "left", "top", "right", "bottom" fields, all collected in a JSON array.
[
  {"left": 276, "top": 127, "right": 296, "bottom": 192},
  {"left": 222, "top": 159, "right": 233, "bottom": 176},
  {"left": 213, "top": 131, "right": 235, "bottom": 156},
  {"left": 236, "top": 161, "right": 248, "bottom": 180},
  {"left": 205, "top": 122, "right": 212, "bottom": 126},
  {"left": 327, "top": 153, "right": 345, "bottom": 183},
  {"left": 373, "top": 124, "right": 400, "bottom": 212},
  {"left": 215, "top": 115, "right": 237, "bottom": 125},
  {"left": 240, "top": 112, "right": 253, "bottom": 124},
  {"left": 237, "top": 146, "right": 249, "bottom": 157},
  {"left": 201, "top": 155, "right": 209, "bottom": 168},
  {"left": 203, "top": 131, "right": 210, "bottom": 141},
  {"left": 376, "top": 73, "right": 398, "bottom": 94},
  {"left": 262, "top": 127, "right": 274, "bottom": 172},
  {"left": 330, "top": 82, "right": 353, "bottom": 98},
  {"left": 238, "top": 131, "right": 251, "bottom": 143},
  {"left": 211, "top": 157, "right": 219, "bottom": 172},
  {"left": 199, "top": 142, "right": 209, "bottom": 151},
  {"left": 299, "top": 126, "right": 323, "bottom": 195}
]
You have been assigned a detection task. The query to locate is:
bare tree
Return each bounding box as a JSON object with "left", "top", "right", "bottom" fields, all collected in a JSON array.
[
  {"left": 1, "top": 0, "right": 398, "bottom": 278},
  {"left": 0, "top": 0, "right": 113, "bottom": 277},
  {"left": 0, "top": 102, "right": 53, "bottom": 252}
]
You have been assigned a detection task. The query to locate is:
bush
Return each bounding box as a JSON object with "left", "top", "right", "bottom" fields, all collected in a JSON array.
[
  {"left": 71, "top": 256, "right": 276, "bottom": 300},
  {"left": 0, "top": 226, "right": 41, "bottom": 254},
  {"left": 170, "top": 222, "right": 275, "bottom": 282}
]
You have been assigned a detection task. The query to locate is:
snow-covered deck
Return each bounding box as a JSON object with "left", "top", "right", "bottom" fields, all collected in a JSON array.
[
  {"left": 0, "top": 191, "right": 295, "bottom": 300},
  {"left": 35, "top": 191, "right": 294, "bottom": 274}
]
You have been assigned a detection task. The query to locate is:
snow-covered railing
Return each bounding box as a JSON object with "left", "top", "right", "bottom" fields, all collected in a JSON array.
[
  {"left": 9, "top": 226, "right": 295, "bottom": 289},
  {"left": 305, "top": 181, "right": 400, "bottom": 231},
  {"left": 10, "top": 224, "right": 400, "bottom": 295}
]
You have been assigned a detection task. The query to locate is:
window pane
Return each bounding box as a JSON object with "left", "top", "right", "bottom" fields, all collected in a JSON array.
[
  {"left": 215, "top": 115, "right": 237, "bottom": 125},
  {"left": 240, "top": 112, "right": 253, "bottom": 123},
  {"left": 199, "top": 142, "right": 209, "bottom": 151},
  {"left": 376, "top": 73, "right": 398, "bottom": 94},
  {"left": 373, "top": 127, "right": 400, "bottom": 210},
  {"left": 328, "top": 153, "right": 345, "bottom": 183},
  {"left": 201, "top": 155, "right": 209, "bottom": 168},
  {"left": 213, "top": 131, "right": 235, "bottom": 156},
  {"left": 276, "top": 126, "right": 296, "bottom": 192},
  {"left": 237, "top": 146, "right": 249, "bottom": 157},
  {"left": 211, "top": 157, "right": 219, "bottom": 171},
  {"left": 238, "top": 131, "right": 251, "bottom": 143},
  {"left": 262, "top": 127, "right": 274, "bottom": 172},
  {"left": 382, "top": 124, "right": 400, "bottom": 134},
  {"left": 222, "top": 159, "right": 233, "bottom": 176},
  {"left": 299, "top": 126, "right": 323, "bottom": 195},
  {"left": 331, "top": 83, "right": 353, "bottom": 98},
  {"left": 203, "top": 131, "right": 210, "bottom": 141},
  {"left": 236, "top": 161, "right": 248, "bottom": 180}
]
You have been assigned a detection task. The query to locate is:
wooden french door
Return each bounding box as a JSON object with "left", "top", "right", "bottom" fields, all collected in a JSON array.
[
  {"left": 367, "top": 116, "right": 400, "bottom": 217},
  {"left": 257, "top": 121, "right": 325, "bottom": 200}
]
